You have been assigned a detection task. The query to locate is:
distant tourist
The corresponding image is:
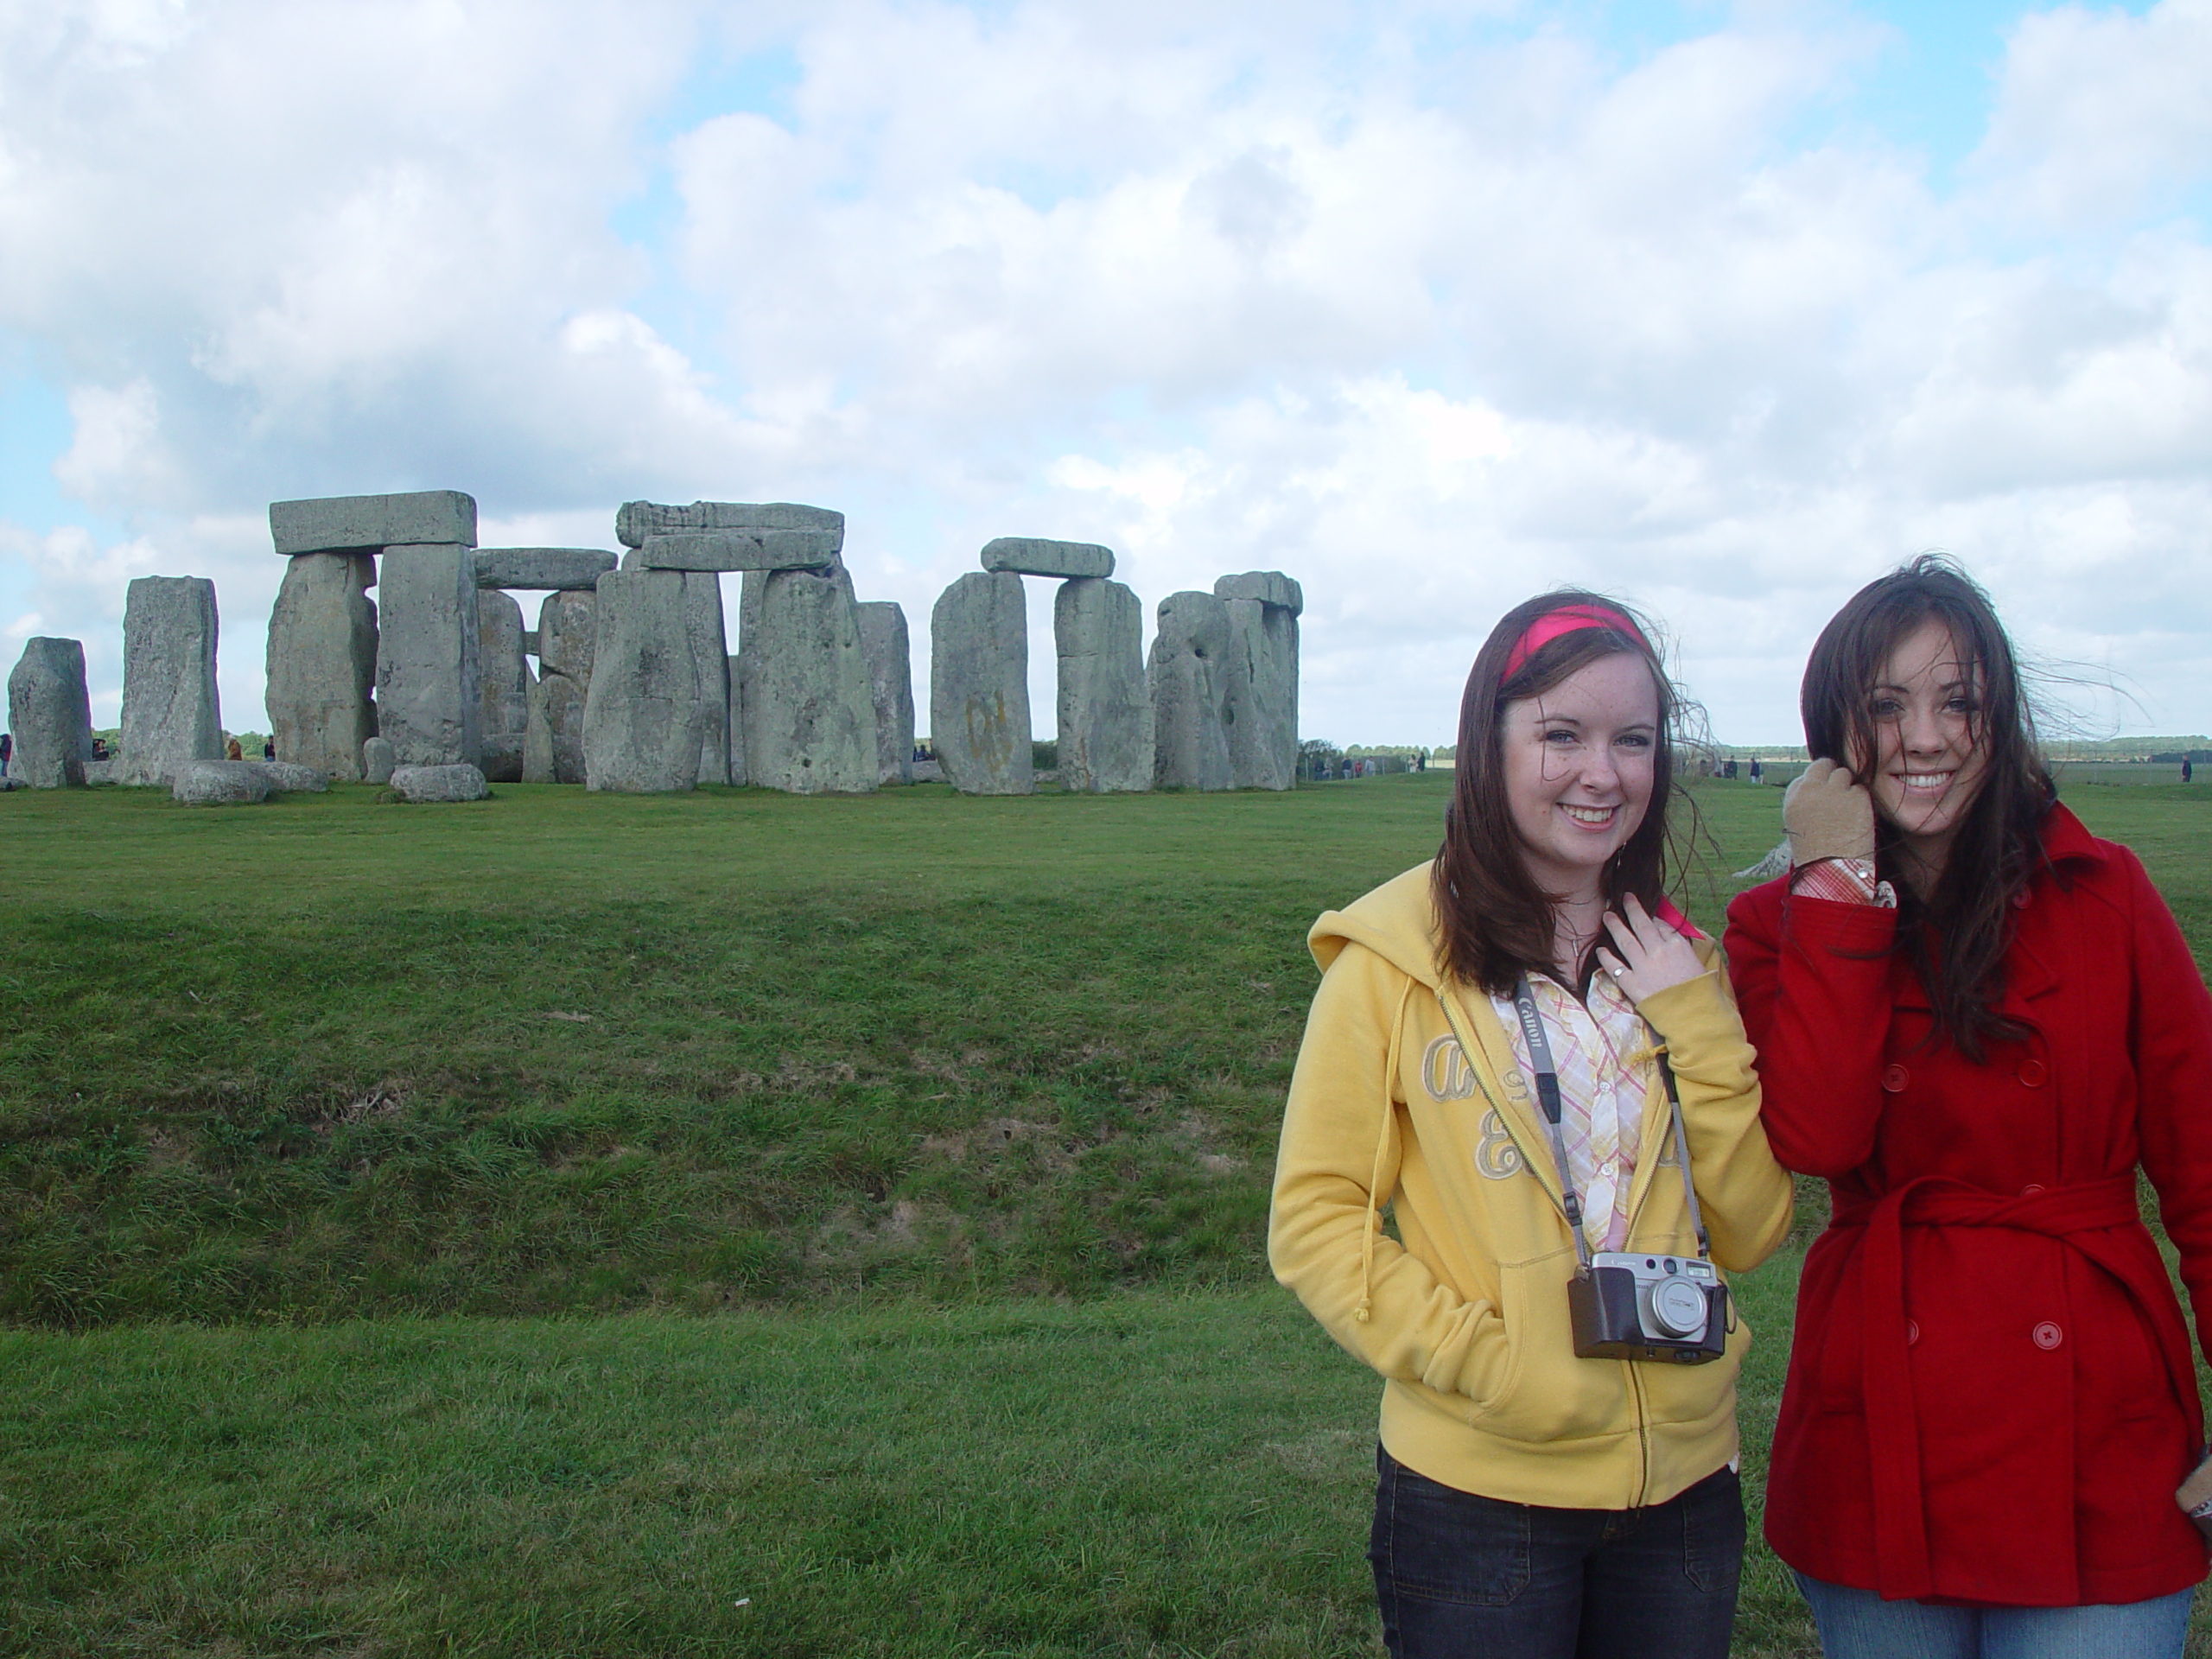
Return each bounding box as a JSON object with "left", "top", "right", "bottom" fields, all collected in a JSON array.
[
  {"left": 1271, "top": 591, "right": 1789, "bottom": 1658},
  {"left": 226, "top": 736, "right": 244, "bottom": 761},
  {"left": 89, "top": 736, "right": 109, "bottom": 761},
  {"left": 2185, "top": 757, "right": 2194, "bottom": 784},
  {"left": 0, "top": 732, "right": 10, "bottom": 776},
  {"left": 263, "top": 737, "right": 276, "bottom": 761},
  {"left": 1725, "top": 556, "right": 2212, "bottom": 1656},
  {"left": 1748, "top": 755, "right": 1763, "bottom": 784}
]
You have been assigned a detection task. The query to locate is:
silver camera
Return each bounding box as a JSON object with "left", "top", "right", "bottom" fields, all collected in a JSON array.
[{"left": 1568, "top": 1251, "right": 1727, "bottom": 1364}]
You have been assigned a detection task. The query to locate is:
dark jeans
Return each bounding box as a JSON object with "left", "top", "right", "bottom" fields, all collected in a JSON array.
[{"left": 1368, "top": 1446, "right": 1745, "bottom": 1659}]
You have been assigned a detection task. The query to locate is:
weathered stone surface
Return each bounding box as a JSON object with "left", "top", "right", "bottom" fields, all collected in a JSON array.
[
  {"left": 173, "top": 760, "right": 270, "bottom": 804},
  {"left": 616, "top": 499, "right": 843, "bottom": 551},
  {"left": 476, "top": 589, "right": 531, "bottom": 784},
  {"left": 683, "top": 572, "right": 731, "bottom": 786},
  {"left": 726, "top": 654, "right": 747, "bottom": 787},
  {"left": 741, "top": 560, "right": 877, "bottom": 794},
  {"left": 270, "top": 490, "right": 476, "bottom": 556},
  {"left": 83, "top": 760, "right": 117, "bottom": 785},
  {"left": 536, "top": 591, "right": 595, "bottom": 685},
  {"left": 117, "top": 576, "right": 225, "bottom": 787},
  {"left": 375, "top": 543, "right": 482, "bottom": 766},
  {"left": 930, "top": 571, "right": 1031, "bottom": 796},
  {"left": 856, "top": 601, "right": 914, "bottom": 785},
  {"left": 363, "top": 737, "right": 396, "bottom": 784},
  {"left": 522, "top": 672, "right": 587, "bottom": 785},
  {"left": 981, "top": 537, "right": 1114, "bottom": 580},
  {"left": 253, "top": 760, "right": 331, "bottom": 793},
  {"left": 1222, "top": 597, "right": 1299, "bottom": 791},
  {"left": 266, "top": 552, "right": 378, "bottom": 779},
  {"left": 582, "top": 569, "right": 702, "bottom": 792},
  {"left": 1148, "top": 592, "right": 1234, "bottom": 791},
  {"left": 391, "top": 763, "right": 490, "bottom": 802},
  {"left": 473, "top": 548, "right": 617, "bottom": 590},
  {"left": 1055, "top": 578, "right": 1153, "bottom": 793},
  {"left": 6, "top": 638, "right": 93, "bottom": 788},
  {"left": 637, "top": 529, "right": 840, "bottom": 572},
  {"left": 522, "top": 630, "right": 539, "bottom": 656},
  {"left": 1212, "top": 570, "right": 1303, "bottom": 614}
]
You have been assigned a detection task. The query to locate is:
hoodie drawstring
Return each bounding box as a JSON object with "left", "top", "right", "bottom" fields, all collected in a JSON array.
[{"left": 1356, "top": 980, "right": 1415, "bottom": 1324}]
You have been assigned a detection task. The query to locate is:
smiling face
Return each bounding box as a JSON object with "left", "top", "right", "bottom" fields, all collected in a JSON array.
[
  {"left": 1861, "top": 617, "right": 1989, "bottom": 868},
  {"left": 1500, "top": 652, "right": 1660, "bottom": 903}
]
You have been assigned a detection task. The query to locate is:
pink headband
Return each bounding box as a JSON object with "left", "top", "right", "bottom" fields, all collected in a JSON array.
[{"left": 1500, "top": 603, "right": 1646, "bottom": 683}]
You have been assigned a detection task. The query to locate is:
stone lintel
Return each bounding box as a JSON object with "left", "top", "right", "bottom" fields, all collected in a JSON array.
[
  {"left": 474, "top": 548, "right": 618, "bottom": 591},
  {"left": 1212, "top": 571, "right": 1303, "bottom": 614},
  {"left": 636, "top": 529, "right": 840, "bottom": 572},
  {"left": 615, "top": 500, "right": 844, "bottom": 550},
  {"left": 270, "top": 490, "right": 477, "bottom": 556},
  {"left": 980, "top": 537, "right": 1114, "bottom": 580}
]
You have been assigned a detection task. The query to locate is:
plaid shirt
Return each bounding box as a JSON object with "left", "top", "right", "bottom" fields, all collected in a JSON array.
[{"left": 1488, "top": 975, "right": 1649, "bottom": 1252}]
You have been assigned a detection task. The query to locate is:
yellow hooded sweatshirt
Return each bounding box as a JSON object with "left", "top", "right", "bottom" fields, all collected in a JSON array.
[{"left": 1268, "top": 862, "right": 1792, "bottom": 1510}]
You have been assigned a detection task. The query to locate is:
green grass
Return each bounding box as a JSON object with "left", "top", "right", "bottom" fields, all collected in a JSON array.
[{"left": 6, "top": 775, "right": 2212, "bottom": 1654}]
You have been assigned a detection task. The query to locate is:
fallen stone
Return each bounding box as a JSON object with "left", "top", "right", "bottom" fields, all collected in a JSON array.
[
  {"left": 683, "top": 572, "right": 731, "bottom": 786},
  {"left": 536, "top": 590, "right": 596, "bottom": 686},
  {"left": 1148, "top": 592, "right": 1235, "bottom": 791},
  {"left": 270, "top": 490, "right": 476, "bottom": 556},
  {"left": 1055, "top": 578, "right": 1153, "bottom": 793},
  {"left": 1222, "top": 597, "right": 1298, "bottom": 791},
  {"left": 173, "top": 760, "right": 270, "bottom": 804},
  {"left": 930, "top": 572, "right": 1031, "bottom": 795},
  {"left": 741, "top": 560, "right": 877, "bottom": 794},
  {"left": 253, "top": 760, "right": 331, "bottom": 793},
  {"left": 376, "top": 543, "right": 482, "bottom": 766},
  {"left": 266, "top": 551, "right": 378, "bottom": 779},
  {"left": 582, "top": 569, "right": 702, "bottom": 792},
  {"left": 6, "top": 638, "right": 94, "bottom": 788},
  {"left": 118, "top": 575, "right": 225, "bottom": 787},
  {"left": 390, "top": 763, "right": 490, "bottom": 803},
  {"left": 473, "top": 548, "right": 617, "bottom": 590},
  {"left": 856, "top": 601, "right": 915, "bottom": 785},
  {"left": 83, "top": 760, "right": 117, "bottom": 785},
  {"left": 637, "top": 529, "right": 841, "bottom": 572},
  {"left": 981, "top": 537, "right": 1114, "bottom": 580},
  {"left": 1213, "top": 570, "right": 1303, "bottom": 614},
  {"left": 476, "top": 589, "right": 531, "bottom": 784},
  {"left": 362, "top": 736, "right": 396, "bottom": 785},
  {"left": 616, "top": 499, "right": 843, "bottom": 551}
]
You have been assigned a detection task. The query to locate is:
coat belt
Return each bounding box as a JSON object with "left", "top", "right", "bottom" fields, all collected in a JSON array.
[{"left": 1830, "top": 1173, "right": 2196, "bottom": 1601}]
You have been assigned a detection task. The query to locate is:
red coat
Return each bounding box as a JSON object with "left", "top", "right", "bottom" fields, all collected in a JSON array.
[{"left": 1725, "top": 804, "right": 2212, "bottom": 1606}]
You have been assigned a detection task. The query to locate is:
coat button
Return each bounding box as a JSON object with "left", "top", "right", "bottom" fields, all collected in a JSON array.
[
  {"left": 2021, "top": 1184, "right": 2046, "bottom": 1197},
  {"left": 2032, "top": 1322, "right": 2063, "bottom": 1350},
  {"left": 1906, "top": 1319, "right": 1920, "bottom": 1345},
  {"left": 1883, "top": 1065, "right": 1909, "bottom": 1092},
  {"left": 2018, "top": 1059, "right": 2048, "bottom": 1087},
  {"left": 2013, "top": 890, "right": 2032, "bottom": 909}
]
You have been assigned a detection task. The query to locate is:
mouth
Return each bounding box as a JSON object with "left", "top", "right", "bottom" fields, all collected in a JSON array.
[
  {"left": 1561, "top": 804, "right": 1618, "bottom": 827},
  {"left": 1895, "top": 772, "right": 1955, "bottom": 795}
]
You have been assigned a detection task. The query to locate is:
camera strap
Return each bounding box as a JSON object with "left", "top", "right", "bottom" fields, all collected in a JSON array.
[{"left": 1510, "top": 976, "right": 1711, "bottom": 1265}]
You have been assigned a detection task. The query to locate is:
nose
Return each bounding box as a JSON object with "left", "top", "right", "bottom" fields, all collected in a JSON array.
[
  {"left": 1575, "top": 743, "right": 1621, "bottom": 791},
  {"left": 1898, "top": 704, "right": 1947, "bottom": 758}
]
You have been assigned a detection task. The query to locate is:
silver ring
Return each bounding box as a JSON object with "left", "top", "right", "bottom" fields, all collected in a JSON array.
[{"left": 1608, "top": 965, "right": 1624, "bottom": 977}]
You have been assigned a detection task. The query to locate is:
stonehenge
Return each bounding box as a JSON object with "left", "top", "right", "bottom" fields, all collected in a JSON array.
[
  {"left": 391, "top": 763, "right": 491, "bottom": 803},
  {"left": 118, "top": 575, "right": 225, "bottom": 788},
  {"left": 7, "top": 637, "right": 94, "bottom": 788},
  {"left": 78, "top": 486, "right": 1305, "bottom": 808}
]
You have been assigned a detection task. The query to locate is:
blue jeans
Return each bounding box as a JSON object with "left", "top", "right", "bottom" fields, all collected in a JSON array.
[
  {"left": 1796, "top": 1572, "right": 2196, "bottom": 1659},
  {"left": 1368, "top": 1446, "right": 1744, "bottom": 1659}
]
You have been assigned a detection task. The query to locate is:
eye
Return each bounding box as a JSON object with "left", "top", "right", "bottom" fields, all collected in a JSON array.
[
  {"left": 1870, "top": 696, "right": 1903, "bottom": 720},
  {"left": 1542, "top": 728, "right": 1580, "bottom": 745},
  {"left": 1616, "top": 732, "right": 1652, "bottom": 751}
]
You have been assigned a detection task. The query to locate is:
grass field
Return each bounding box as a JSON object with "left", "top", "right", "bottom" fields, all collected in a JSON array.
[{"left": 4, "top": 773, "right": 2211, "bottom": 1656}]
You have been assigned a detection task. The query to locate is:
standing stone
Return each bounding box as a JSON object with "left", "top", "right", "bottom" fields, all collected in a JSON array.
[
  {"left": 726, "top": 654, "right": 747, "bottom": 786},
  {"left": 1148, "top": 592, "right": 1234, "bottom": 791},
  {"left": 536, "top": 590, "right": 597, "bottom": 686},
  {"left": 741, "top": 561, "right": 877, "bottom": 794},
  {"left": 582, "top": 569, "right": 701, "bottom": 792},
  {"left": 118, "top": 575, "right": 224, "bottom": 787},
  {"left": 6, "top": 638, "right": 93, "bottom": 788},
  {"left": 1055, "top": 578, "right": 1153, "bottom": 793},
  {"left": 475, "top": 590, "right": 531, "bottom": 784},
  {"left": 375, "top": 543, "right": 482, "bottom": 766},
  {"left": 524, "top": 673, "right": 588, "bottom": 785},
  {"left": 856, "top": 601, "right": 914, "bottom": 785},
  {"left": 683, "top": 572, "right": 731, "bottom": 786},
  {"left": 1221, "top": 598, "right": 1298, "bottom": 791},
  {"left": 363, "top": 736, "right": 396, "bottom": 785},
  {"left": 930, "top": 571, "right": 1031, "bottom": 796},
  {"left": 266, "top": 552, "right": 378, "bottom": 779}
]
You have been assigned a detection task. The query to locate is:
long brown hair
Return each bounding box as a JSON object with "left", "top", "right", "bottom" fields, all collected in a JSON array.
[
  {"left": 1800, "top": 555, "right": 2053, "bottom": 1058},
  {"left": 1431, "top": 591, "right": 1681, "bottom": 993}
]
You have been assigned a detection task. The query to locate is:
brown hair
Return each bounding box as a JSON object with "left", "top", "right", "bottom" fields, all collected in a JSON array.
[
  {"left": 1431, "top": 591, "right": 1681, "bottom": 993},
  {"left": 1800, "top": 554, "right": 2053, "bottom": 1058}
]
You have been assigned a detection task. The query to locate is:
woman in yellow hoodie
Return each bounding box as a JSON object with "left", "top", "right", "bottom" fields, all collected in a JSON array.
[{"left": 1269, "top": 591, "right": 1792, "bottom": 1659}]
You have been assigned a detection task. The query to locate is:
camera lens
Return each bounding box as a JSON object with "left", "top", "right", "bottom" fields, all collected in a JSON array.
[{"left": 1649, "top": 1279, "right": 1707, "bottom": 1338}]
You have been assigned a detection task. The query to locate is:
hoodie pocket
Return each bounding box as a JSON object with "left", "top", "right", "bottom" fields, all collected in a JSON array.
[{"left": 1464, "top": 1250, "right": 1632, "bottom": 1444}]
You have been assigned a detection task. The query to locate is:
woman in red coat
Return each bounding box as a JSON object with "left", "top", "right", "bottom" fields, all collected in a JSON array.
[{"left": 1725, "top": 556, "right": 2211, "bottom": 1656}]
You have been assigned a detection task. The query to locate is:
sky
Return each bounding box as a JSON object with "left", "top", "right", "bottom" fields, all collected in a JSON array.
[{"left": 3, "top": 0, "right": 2208, "bottom": 749}]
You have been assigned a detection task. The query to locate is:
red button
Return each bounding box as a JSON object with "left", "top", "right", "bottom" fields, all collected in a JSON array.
[
  {"left": 2021, "top": 1184, "right": 2046, "bottom": 1197},
  {"left": 2032, "top": 1322, "right": 2063, "bottom": 1350},
  {"left": 2013, "top": 890, "right": 2032, "bottom": 909},
  {"left": 1906, "top": 1319, "right": 1921, "bottom": 1345},
  {"left": 1883, "top": 1065, "right": 1909, "bottom": 1092},
  {"left": 2018, "top": 1060, "right": 2047, "bottom": 1087}
]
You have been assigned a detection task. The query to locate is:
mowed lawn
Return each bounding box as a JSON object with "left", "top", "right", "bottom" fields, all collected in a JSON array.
[{"left": 4, "top": 775, "right": 2212, "bottom": 1656}]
